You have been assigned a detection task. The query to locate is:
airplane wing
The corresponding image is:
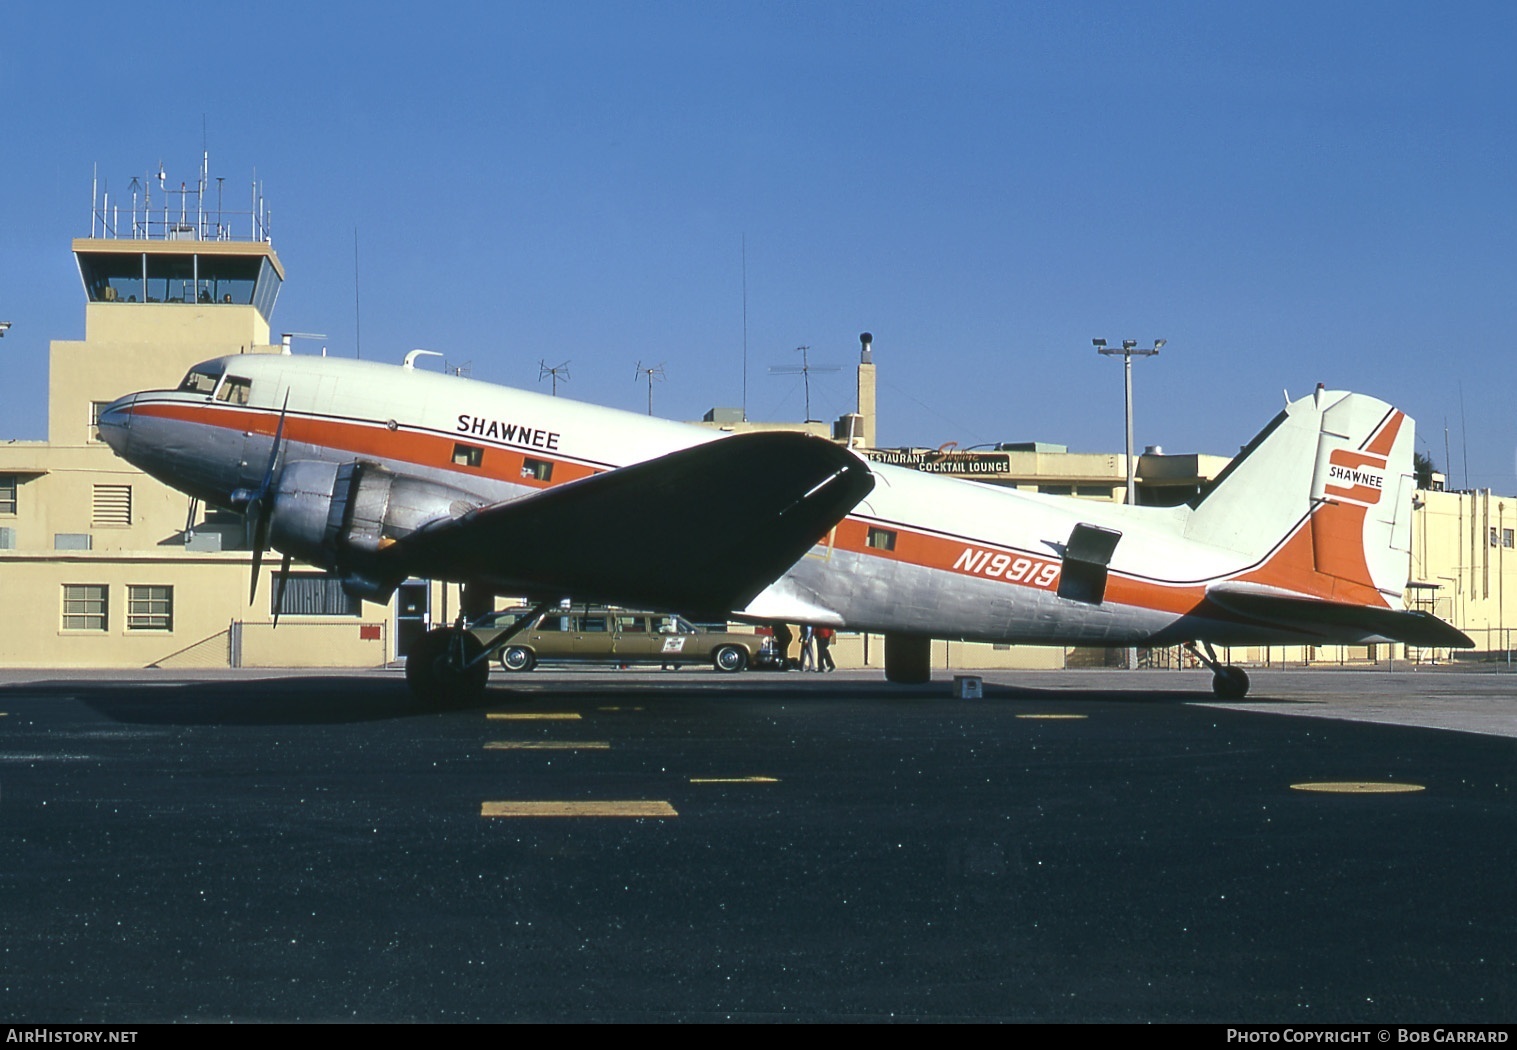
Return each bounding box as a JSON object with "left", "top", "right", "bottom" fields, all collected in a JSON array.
[
  {"left": 1205, "top": 582, "right": 1474, "bottom": 648},
  {"left": 395, "top": 431, "right": 875, "bottom": 615}
]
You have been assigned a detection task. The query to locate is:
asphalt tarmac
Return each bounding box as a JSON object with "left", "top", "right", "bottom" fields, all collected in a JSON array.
[{"left": 0, "top": 665, "right": 1513, "bottom": 1022}]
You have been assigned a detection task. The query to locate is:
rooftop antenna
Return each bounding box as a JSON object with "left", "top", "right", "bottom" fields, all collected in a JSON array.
[
  {"left": 741, "top": 233, "right": 748, "bottom": 421},
  {"left": 539, "top": 360, "right": 571, "bottom": 396},
  {"left": 769, "top": 345, "right": 839, "bottom": 422},
  {"left": 353, "top": 227, "right": 362, "bottom": 359},
  {"left": 634, "top": 361, "right": 666, "bottom": 416}
]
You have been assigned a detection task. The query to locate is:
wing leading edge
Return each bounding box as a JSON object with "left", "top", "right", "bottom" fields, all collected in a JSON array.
[{"left": 397, "top": 431, "right": 875, "bottom": 615}]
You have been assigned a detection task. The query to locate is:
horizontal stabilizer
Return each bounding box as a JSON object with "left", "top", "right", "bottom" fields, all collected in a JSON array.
[
  {"left": 398, "top": 432, "right": 875, "bottom": 614},
  {"left": 1207, "top": 583, "right": 1474, "bottom": 648}
]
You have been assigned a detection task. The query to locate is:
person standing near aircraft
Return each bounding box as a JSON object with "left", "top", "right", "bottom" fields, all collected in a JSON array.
[
  {"left": 816, "top": 626, "right": 836, "bottom": 672},
  {"left": 770, "top": 623, "right": 794, "bottom": 670},
  {"left": 800, "top": 625, "right": 817, "bottom": 671}
]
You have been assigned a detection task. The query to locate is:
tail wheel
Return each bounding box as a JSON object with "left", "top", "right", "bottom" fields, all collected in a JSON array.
[
  {"left": 405, "top": 627, "right": 489, "bottom": 704},
  {"left": 500, "top": 646, "right": 536, "bottom": 672},
  {"left": 1211, "top": 666, "right": 1250, "bottom": 700},
  {"left": 713, "top": 645, "right": 747, "bottom": 673}
]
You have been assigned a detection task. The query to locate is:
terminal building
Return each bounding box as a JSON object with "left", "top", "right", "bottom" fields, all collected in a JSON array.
[{"left": 0, "top": 158, "right": 1510, "bottom": 673}]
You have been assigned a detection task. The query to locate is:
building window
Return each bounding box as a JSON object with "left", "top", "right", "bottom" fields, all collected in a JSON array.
[
  {"left": 866, "top": 527, "right": 897, "bottom": 551},
  {"left": 1504, "top": 530, "right": 1514, "bottom": 550},
  {"left": 90, "top": 402, "right": 111, "bottom": 442},
  {"left": 63, "top": 584, "right": 108, "bottom": 631},
  {"left": 127, "top": 585, "right": 173, "bottom": 631},
  {"left": 452, "top": 443, "right": 484, "bottom": 468},
  {"left": 274, "top": 574, "right": 361, "bottom": 618},
  {"left": 521, "top": 457, "right": 553, "bottom": 482},
  {"left": 92, "top": 484, "right": 132, "bottom": 526},
  {"left": 0, "top": 475, "right": 15, "bottom": 515},
  {"left": 1491, "top": 528, "right": 1500, "bottom": 548}
]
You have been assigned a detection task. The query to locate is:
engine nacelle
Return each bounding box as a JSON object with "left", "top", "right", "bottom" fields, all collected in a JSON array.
[{"left": 267, "top": 459, "right": 483, "bottom": 597}]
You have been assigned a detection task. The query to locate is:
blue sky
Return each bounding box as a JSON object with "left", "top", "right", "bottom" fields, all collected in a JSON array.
[{"left": 3, "top": 2, "right": 1514, "bottom": 487}]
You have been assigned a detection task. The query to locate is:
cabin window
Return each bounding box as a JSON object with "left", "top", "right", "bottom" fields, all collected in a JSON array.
[
  {"left": 866, "top": 527, "right": 897, "bottom": 551},
  {"left": 62, "top": 584, "right": 108, "bottom": 631},
  {"left": 215, "top": 376, "right": 253, "bottom": 405},
  {"left": 127, "top": 585, "right": 173, "bottom": 631},
  {"left": 616, "top": 615, "right": 648, "bottom": 633},
  {"left": 178, "top": 367, "right": 223, "bottom": 395},
  {"left": 452, "top": 443, "right": 484, "bottom": 468},
  {"left": 521, "top": 457, "right": 553, "bottom": 482},
  {"left": 577, "top": 615, "right": 608, "bottom": 633}
]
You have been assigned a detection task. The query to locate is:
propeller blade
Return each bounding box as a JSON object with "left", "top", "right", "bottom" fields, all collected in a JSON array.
[
  {"left": 271, "top": 553, "right": 292, "bottom": 627},
  {"left": 260, "top": 391, "right": 291, "bottom": 490},
  {"left": 246, "top": 393, "right": 291, "bottom": 605}
]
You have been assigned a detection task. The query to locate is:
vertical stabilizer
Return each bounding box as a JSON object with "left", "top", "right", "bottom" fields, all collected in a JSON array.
[{"left": 1185, "top": 389, "right": 1413, "bottom": 606}]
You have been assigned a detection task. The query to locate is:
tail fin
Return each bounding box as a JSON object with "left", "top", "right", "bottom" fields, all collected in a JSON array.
[{"left": 1184, "top": 386, "right": 1413, "bottom": 607}]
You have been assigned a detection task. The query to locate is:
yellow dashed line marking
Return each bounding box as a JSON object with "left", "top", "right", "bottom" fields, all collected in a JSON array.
[
  {"left": 481, "top": 801, "right": 677, "bottom": 818},
  {"left": 689, "top": 776, "right": 779, "bottom": 784},
  {"left": 486, "top": 712, "right": 582, "bottom": 721},
  {"left": 1290, "top": 781, "right": 1425, "bottom": 794},
  {"left": 1016, "top": 713, "right": 1088, "bottom": 720},
  {"left": 597, "top": 706, "right": 644, "bottom": 712},
  {"left": 485, "top": 741, "right": 610, "bottom": 750}
]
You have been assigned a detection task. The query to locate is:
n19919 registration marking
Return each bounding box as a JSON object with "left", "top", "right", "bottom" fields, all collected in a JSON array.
[{"left": 952, "top": 547, "right": 1060, "bottom": 587}]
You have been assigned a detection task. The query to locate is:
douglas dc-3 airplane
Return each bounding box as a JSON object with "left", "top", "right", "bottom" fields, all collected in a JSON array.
[{"left": 96, "top": 350, "right": 1471, "bottom": 702}]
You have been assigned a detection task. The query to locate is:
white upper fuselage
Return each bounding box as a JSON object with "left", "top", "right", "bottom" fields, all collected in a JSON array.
[{"left": 98, "top": 353, "right": 1405, "bottom": 647}]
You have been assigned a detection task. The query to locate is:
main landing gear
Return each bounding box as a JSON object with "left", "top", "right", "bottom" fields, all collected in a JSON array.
[
  {"left": 405, "top": 599, "right": 558, "bottom": 705},
  {"left": 1185, "top": 641, "right": 1250, "bottom": 699}
]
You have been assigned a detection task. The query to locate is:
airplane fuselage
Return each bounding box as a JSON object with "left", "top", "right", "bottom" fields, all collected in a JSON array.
[{"left": 98, "top": 353, "right": 1413, "bottom": 650}]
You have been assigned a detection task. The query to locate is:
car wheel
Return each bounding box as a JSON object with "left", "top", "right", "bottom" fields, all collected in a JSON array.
[
  {"left": 500, "top": 646, "right": 536, "bottom": 673},
  {"left": 713, "top": 645, "right": 747, "bottom": 673}
]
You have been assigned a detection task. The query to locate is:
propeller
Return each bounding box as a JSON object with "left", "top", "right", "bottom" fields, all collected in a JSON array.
[
  {"left": 243, "top": 393, "right": 291, "bottom": 606},
  {"left": 271, "top": 552, "right": 292, "bottom": 627}
]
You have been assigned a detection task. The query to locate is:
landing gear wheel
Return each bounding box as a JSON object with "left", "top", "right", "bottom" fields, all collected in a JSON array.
[
  {"left": 1211, "top": 666, "right": 1250, "bottom": 700},
  {"left": 500, "top": 646, "right": 536, "bottom": 673},
  {"left": 406, "top": 627, "right": 489, "bottom": 705},
  {"left": 713, "top": 645, "right": 747, "bottom": 673}
]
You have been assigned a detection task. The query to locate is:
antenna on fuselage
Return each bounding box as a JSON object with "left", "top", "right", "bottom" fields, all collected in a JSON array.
[
  {"left": 404, "top": 349, "right": 444, "bottom": 370},
  {"left": 634, "top": 361, "right": 665, "bottom": 416},
  {"left": 539, "top": 360, "right": 571, "bottom": 396}
]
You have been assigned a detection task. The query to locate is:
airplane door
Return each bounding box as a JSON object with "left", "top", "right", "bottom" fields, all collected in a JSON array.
[{"left": 394, "top": 581, "right": 430, "bottom": 658}]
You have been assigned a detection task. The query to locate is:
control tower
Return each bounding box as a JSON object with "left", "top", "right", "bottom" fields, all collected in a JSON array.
[{"left": 51, "top": 154, "right": 285, "bottom": 444}]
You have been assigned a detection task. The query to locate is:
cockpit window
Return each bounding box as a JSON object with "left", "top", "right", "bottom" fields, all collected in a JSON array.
[
  {"left": 177, "top": 367, "right": 223, "bottom": 395},
  {"left": 215, "top": 376, "right": 253, "bottom": 405}
]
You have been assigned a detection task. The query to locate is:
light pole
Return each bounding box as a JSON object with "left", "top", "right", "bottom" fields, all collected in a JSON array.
[{"left": 1093, "top": 338, "right": 1165, "bottom": 505}]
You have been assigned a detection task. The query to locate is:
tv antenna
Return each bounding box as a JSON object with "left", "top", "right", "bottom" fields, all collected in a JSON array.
[
  {"left": 769, "top": 345, "right": 839, "bottom": 422},
  {"left": 634, "top": 361, "right": 666, "bottom": 415},
  {"left": 538, "top": 359, "right": 572, "bottom": 396}
]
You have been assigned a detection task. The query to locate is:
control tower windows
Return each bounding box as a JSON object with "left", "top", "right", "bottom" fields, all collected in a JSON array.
[{"left": 76, "top": 251, "right": 266, "bottom": 308}]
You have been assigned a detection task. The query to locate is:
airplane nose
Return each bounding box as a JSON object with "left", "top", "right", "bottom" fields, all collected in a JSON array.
[{"left": 95, "top": 394, "right": 136, "bottom": 456}]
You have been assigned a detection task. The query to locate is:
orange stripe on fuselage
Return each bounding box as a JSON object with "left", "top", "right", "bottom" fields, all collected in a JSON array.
[{"left": 134, "top": 401, "right": 600, "bottom": 490}]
